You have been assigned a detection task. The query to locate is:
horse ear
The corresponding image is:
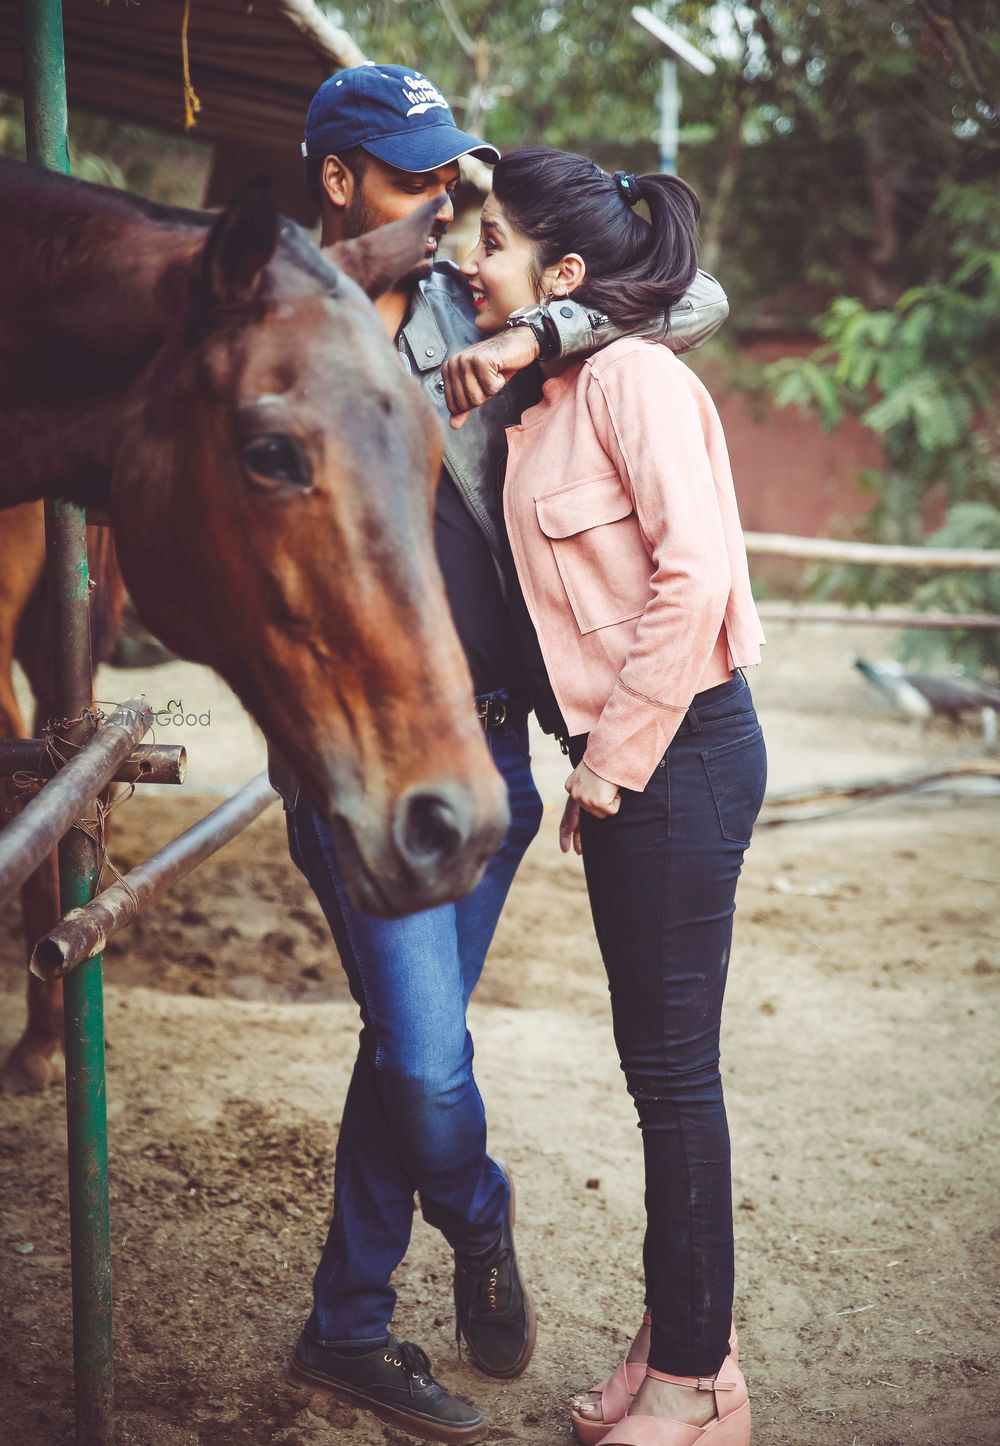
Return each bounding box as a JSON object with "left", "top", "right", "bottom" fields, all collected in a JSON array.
[
  {"left": 324, "top": 197, "right": 440, "bottom": 299},
  {"left": 200, "top": 181, "right": 280, "bottom": 308}
]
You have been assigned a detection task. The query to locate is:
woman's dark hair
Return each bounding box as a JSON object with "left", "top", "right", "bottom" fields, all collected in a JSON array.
[{"left": 491, "top": 147, "right": 700, "bottom": 334}]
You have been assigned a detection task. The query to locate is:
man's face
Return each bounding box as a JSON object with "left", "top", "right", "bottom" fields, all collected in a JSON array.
[{"left": 345, "top": 155, "right": 460, "bottom": 265}]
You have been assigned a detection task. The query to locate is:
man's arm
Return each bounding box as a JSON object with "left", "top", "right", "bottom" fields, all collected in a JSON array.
[
  {"left": 441, "top": 270, "right": 728, "bottom": 426},
  {"left": 547, "top": 269, "right": 729, "bottom": 358}
]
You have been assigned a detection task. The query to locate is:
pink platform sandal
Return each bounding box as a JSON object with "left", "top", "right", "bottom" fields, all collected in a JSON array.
[
  {"left": 571, "top": 1314, "right": 653, "bottom": 1446},
  {"left": 594, "top": 1353, "right": 750, "bottom": 1446},
  {"left": 571, "top": 1319, "right": 739, "bottom": 1446}
]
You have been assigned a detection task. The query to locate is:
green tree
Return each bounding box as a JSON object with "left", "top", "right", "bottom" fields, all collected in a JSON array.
[
  {"left": 336, "top": 1, "right": 666, "bottom": 172},
  {"left": 765, "top": 178, "right": 1000, "bottom": 670},
  {"left": 330, "top": 2, "right": 999, "bottom": 321}
]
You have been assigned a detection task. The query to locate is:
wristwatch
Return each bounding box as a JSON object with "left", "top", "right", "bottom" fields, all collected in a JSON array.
[{"left": 506, "top": 303, "right": 560, "bottom": 363}]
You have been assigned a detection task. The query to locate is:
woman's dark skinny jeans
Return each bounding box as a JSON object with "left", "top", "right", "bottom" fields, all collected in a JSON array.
[{"left": 570, "top": 672, "right": 767, "bottom": 1377}]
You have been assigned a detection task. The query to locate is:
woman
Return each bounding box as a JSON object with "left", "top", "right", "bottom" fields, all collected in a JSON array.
[{"left": 455, "top": 149, "right": 767, "bottom": 1446}]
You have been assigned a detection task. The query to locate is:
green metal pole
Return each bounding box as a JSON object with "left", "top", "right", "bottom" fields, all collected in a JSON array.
[
  {"left": 19, "top": 4, "right": 116, "bottom": 1443},
  {"left": 18, "top": 0, "right": 70, "bottom": 173}
]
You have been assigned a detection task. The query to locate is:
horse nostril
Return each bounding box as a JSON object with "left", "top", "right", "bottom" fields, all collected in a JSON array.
[{"left": 394, "top": 788, "right": 467, "bottom": 873}]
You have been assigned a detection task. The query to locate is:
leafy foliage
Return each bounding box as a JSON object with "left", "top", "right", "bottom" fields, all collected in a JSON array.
[
  {"left": 766, "top": 180, "right": 1000, "bottom": 669},
  {"left": 902, "top": 505, "right": 1000, "bottom": 671},
  {"left": 326, "top": 2, "right": 1000, "bottom": 319}
]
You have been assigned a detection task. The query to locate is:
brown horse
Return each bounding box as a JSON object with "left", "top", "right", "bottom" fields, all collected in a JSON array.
[{"left": 0, "top": 158, "right": 508, "bottom": 1087}]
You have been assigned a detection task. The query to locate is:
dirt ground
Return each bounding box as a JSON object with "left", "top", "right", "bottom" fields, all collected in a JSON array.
[{"left": 0, "top": 625, "right": 997, "bottom": 1445}]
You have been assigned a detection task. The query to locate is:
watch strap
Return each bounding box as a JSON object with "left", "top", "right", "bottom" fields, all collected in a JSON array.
[{"left": 506, "top": 304, "right": 560, "bottom": 363}]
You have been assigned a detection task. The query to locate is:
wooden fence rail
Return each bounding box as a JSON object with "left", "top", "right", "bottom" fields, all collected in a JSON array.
[
  {"left": 744, "top": 532, "right": 1000, "bottom": 570},
  {"left": 755, "top": 603, "right": 1000, "bottom": 630}
]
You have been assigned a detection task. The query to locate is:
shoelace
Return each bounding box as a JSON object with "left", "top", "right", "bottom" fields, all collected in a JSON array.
[
  {"left": 455, "top": 1237, "right": 515, "bottom": 1357},
  {"left": 390, "top": 1340, "right": 434, "bottom": 1393},
  {"left": 463, "top": 1243, "right": 514, "bottom": 1317}
]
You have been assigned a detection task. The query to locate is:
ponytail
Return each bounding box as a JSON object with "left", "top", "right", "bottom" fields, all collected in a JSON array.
[{"left": 491, "top": 148, "right": 700, "bottom": 334}]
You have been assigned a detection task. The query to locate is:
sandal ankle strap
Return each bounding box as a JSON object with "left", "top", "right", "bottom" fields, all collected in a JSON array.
[{"left": 645, "top": 1366, "right": 737, "bottom": 1392}]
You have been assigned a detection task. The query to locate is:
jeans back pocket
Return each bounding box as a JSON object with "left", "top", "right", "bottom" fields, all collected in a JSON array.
[{"left": 701, "top": 725, "right": 768, "bottom": 845}]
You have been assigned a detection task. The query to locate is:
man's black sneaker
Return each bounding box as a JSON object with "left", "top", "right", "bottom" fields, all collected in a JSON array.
[
  {"left": 454, "top": 1163, "right": 537, "bottom": 1378},
  {"left": 289, "top": 1327, "right": 488, "bottom": 1444}
]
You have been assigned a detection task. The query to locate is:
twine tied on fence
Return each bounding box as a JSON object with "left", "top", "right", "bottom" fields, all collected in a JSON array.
[
  {"left": 12, "top": 704, "right": 145, "bottom": 913},
  {"left": 72, "top": 788, "right": 141, "bottom": 912},
  {"left": 9, "top": 706, "right": 103, "bottom": 797}
]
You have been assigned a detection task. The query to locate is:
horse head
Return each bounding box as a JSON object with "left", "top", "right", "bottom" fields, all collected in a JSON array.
[{"left": 111, "top": 188, "right": 508, "bottom": 916}]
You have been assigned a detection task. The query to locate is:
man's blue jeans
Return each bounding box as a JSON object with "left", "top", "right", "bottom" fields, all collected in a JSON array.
[{"left": 285, "top": 718, "right": 544, "bottom": 1348}]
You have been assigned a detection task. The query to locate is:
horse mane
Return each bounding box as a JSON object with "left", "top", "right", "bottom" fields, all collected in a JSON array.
[{"left": 0, "top": 156, "right": 342, "bottom": 297}]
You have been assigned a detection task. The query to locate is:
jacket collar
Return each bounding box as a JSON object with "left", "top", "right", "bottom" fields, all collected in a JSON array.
[{"left": 399, "top": 286, "right": 448, "bottom": 373}]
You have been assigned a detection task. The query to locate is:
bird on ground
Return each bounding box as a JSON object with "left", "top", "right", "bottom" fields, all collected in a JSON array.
[{"left": 849, "top": 655, "right": 1000, "bottom": 747}]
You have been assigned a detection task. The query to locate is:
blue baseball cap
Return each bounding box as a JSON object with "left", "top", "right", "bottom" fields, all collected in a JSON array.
[{"left": 303, "top": 64, "right": 499, "bottom": 172}]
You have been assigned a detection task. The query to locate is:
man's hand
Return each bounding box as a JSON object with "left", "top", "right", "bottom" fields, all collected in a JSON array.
[
  {"left": 559, "top": 795, "right": 583, "bottom": 855},
  {"left": 565, "top": 760, "right": 621, "bottom": 821},
  {"left": 442, "top": 327, "right": 541, "bottom": 428}
]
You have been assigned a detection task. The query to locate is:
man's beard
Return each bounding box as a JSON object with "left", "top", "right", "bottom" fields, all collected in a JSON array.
[
  {"left": 342, "top": 188, "right": 380, "bottom": 242},
  {"left": 343, "top": 191, "right": 448, "bottom": 283}
]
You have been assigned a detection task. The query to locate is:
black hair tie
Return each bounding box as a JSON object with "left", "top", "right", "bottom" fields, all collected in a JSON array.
[{"left": 612, "top": 170, "right": 641, "bottom": 208}]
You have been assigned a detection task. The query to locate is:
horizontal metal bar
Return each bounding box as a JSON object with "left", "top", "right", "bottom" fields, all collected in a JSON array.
[
  {"left": 756, "top": 602, "right": 1000, "bottom": 630},
  {"left": 31, "top": 773, "right": 278, "bottom": 980},
  {"left": 0, "top": 698, "right": 150, "bottom": 908},
  {"left": 745, "top": 531, "right": 1000, "bottom": 570},
  {"left": 0, "top": 739, "right": 185, "bottom": 785}
]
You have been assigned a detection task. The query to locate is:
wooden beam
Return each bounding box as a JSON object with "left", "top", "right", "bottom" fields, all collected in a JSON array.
[
  {"left": 745, "top": 531, "right": 1000, "bottom": 570},
  {"left": 756, "top": 603, "right": 1000, "bottom": 630},
  {"left": 275, "top": 0, "right": 367, "bottom": 68}
]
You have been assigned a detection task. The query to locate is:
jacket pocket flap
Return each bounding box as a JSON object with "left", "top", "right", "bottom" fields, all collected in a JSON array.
[{"left": 535, "top": 473, "right": 633, "bottom": 539}]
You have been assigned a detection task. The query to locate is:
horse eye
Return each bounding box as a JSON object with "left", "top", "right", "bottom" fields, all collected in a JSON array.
[{"left": 241, "top": 434, "right": 312, "bottom": 488}]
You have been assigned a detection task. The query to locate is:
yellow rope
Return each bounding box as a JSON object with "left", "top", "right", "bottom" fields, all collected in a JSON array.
[{"left": 181, "top": 0, "right": 202, "bottom": 131}]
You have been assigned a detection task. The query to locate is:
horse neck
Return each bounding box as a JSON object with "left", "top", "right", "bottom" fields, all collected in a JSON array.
[
  {"left": 0, "top": 165, "right": 202, "bottom": 508},
  {"left": 6, "top": 168, "right": 200, "bottom": 366}
]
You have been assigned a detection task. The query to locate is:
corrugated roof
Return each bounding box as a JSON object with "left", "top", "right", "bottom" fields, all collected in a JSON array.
[
  {"left": 0, "top": 0, "right": 491, "bottom": 214},
  {"left": 0, "top": 0, "right": 335, "bottom": 151}
]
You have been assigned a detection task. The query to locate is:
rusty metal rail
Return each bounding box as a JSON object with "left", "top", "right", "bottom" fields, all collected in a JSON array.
[
  {"left": 31, "top": 773, "right": 278, "bottom": 981},
  {"left": 0, "top": 698, "right": 151, "bottom": 909},
  {"left": 0, "top": 738, "right": 186, "bottom": 785}
]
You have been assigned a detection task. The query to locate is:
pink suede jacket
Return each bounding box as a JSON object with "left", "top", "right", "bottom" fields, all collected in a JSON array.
[{"left": 503, "top": 337, "right": 765, "bottom": 792}]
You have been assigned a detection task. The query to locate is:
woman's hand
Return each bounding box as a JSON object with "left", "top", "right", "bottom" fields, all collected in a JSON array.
[
  {"left": 559, "top": 795, "right": 582, "bottom": 855},
  {"left": 442, "top": 328, "right": 541, "bottom": 428},
  {"left": 565, "top": 760, "right": 621, "bottom": 820}
]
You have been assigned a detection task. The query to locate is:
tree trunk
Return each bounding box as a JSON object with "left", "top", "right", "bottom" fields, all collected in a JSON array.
[
  {"left": 862, "top": 121, "right": 900, "bottom": 307},
  {"left": 700, "top": 93, "right": 748, "bottom": 277}
]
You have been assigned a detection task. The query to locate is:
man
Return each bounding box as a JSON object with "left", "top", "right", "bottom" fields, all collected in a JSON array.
[{"left": 277, "top": 63, "right": 729, "bottom": 1444}]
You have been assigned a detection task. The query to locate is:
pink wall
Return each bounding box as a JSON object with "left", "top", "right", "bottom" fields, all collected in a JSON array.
[{"left": 699, "top": 337, "right": 884, "bottom": 538}]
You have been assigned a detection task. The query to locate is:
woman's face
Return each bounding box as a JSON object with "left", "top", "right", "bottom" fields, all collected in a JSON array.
[{"left": 460, "top": 193, "right": 543, "bottom": 333}]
